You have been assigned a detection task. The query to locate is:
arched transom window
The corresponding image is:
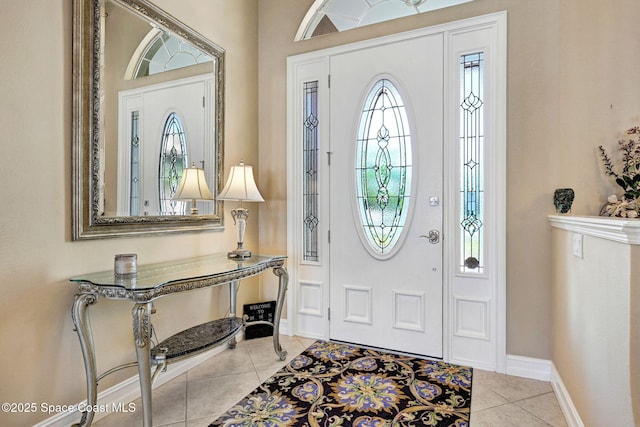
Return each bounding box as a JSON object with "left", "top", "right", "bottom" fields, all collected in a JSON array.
[{"left": 133, "top": 30, "right": 213, "bottom": 79}]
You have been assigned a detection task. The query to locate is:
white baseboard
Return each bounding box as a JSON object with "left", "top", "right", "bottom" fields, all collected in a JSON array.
[
  {"left": 34, "top": 337, "right": 240, "bottom": 427},
  {"left": 495, "top": 356, "right": 584, "bottom": 427},
  {"left": 550, "top": 363, "right": 585, "bottom": 427},
  {"left": 278, "top": 319, "right": 290, "bottom": 336},
  {"left": 502, "top": 355, "right": 586, "bottom": 426},
  {"left": 505, "top": 354, "right": 551, "bottom": 381}
]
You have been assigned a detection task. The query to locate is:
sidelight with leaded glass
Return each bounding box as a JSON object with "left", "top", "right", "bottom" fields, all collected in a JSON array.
[
  {"left": 303, "top": 81, "right": 320, "bottom": 262},
  {"left": 129, "top": 111, "right": 140, "bottom": 215},
  {"left": 459, "top": 53, "right": 485, "bottom": 273}
]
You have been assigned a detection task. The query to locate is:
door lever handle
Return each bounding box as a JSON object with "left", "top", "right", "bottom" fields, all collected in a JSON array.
[{"left": 420, "top": 230, "right": 440, "bottom": 244}]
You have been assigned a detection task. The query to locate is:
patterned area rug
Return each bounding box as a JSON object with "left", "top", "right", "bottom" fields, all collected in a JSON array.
[{"left": 210, "top": 340, "right": 472, "bottom": 427}]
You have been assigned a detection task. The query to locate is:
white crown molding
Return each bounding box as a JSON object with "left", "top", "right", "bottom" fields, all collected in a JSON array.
[{"left": 548, "top": 214, "right": 640, "bottom": 245}]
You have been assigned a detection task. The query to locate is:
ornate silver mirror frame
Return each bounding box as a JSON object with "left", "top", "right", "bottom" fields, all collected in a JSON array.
[{"left": 72, "top": 0, "right": 225, "bottom": 239}]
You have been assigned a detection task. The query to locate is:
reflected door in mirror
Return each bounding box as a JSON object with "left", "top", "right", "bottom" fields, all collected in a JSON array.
[{"left": 117, "top": 75, "right": 215, "bottom": 216}]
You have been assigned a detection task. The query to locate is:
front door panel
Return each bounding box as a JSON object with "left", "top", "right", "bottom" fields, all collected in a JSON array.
[{"left": 329, "top": 34, "right": 444, "bottom": 357}]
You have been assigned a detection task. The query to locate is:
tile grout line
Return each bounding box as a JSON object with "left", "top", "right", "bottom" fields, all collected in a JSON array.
[
  {"left": 511, "top": 391, "right": 561, "bottom": 427},
  {"left": 183, "top": 369, "right": 190, "bottom": 425},
  {"left": 514, "top": 402, "right": 555, "bottom": 427},
  {"left": 487, "top": 385, "right": 554, "bottom": 404},
  {"left": 471, "top": 401, "right": 554, "bottom": 426},
  {"left": 473, "top": 390, "right": 560, "bottom": 426}
]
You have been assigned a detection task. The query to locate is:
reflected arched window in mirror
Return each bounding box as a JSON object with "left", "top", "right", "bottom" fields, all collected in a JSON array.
[
  {"left": 131, "top": 29, "right": 213, "bottom": 79},
  {"left": 159, "top": 112, "right": 188, "bottom": 215}
]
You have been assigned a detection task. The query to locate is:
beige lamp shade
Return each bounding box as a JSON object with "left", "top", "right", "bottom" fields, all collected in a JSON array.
[
  {"left": 217, "top": 162, "right": 264, "bottom": 202},
  {"left": 173, "top": 165, "right": 214, "bottom": 201}
]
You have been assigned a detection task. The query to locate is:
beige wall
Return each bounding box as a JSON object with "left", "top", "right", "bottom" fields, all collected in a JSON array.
[
  {"left": 257, "top": 0, "right": 640, "bottom": 359},
  {"left": 0, "top": 1, "right": 259, "bottom": 425},
  {"left": 551, "top": 228, "right": 635, "bottom": 426}
]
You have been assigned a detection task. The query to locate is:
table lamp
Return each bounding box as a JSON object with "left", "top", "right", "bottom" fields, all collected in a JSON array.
[
  {"left": 217, "top": 162, "right": 264, "bottom": 259},
  {"left": 172, "top": 163, "right": 214, "bottom": 214}
]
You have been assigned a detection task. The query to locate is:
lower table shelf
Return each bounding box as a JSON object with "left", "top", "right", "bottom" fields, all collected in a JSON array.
[
  {"left": 150, "top": 317, "right": 244, "bottom": 363},
  {"left": 70, "top": 254, "right": 288, "bottom": 427}
]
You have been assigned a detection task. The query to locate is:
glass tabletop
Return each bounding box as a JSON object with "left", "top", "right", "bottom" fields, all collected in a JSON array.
[{"left": 70, "top": 253, "right": 285, "bottom": 291}]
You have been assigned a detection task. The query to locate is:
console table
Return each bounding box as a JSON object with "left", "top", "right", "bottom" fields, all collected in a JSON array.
[{"left": 69, "top": 254, "right": 288, "bottom": 427}]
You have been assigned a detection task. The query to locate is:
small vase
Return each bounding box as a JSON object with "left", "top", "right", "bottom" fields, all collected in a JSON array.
[{"left": 553, "top": 188, "right": 574, "bottom": 214}]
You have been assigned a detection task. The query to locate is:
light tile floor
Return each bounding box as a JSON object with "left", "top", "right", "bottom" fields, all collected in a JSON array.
[{"left": 93, "top": 335, "right": 568, "bottom": 427}]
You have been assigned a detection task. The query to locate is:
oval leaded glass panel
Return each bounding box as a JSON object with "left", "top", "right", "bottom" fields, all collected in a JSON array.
[
  {"left": 159, "top": 112, "right": 188, "bottom": 215},
  {"left": 355, "top": 78, "right": 412, "bottom": 257}
]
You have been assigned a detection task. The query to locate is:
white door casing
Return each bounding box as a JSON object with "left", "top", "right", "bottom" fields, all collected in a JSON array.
[{"left": 287, "top": 12, "right": 506, "bottom": 371}]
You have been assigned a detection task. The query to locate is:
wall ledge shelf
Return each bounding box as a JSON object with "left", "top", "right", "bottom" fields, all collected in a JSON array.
[{"left": 548, "top": 214, "right": 640, "bottom": 245}]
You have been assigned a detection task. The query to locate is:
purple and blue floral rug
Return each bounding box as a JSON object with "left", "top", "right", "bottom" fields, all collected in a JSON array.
[{"left": 210, "top": 340, "right": 472, "bottom": 427}]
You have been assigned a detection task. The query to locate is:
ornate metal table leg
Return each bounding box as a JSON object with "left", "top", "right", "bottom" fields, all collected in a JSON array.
[
  {"left": 228, "top": 279, "right": 238, "bottom": 349},
  {"left": 71, "top": 293, "right": 98, "bottom": 427},
  {"left": 133, "top": 302, "right": 153, "bottom": 427},
  {"left": 272, "top": 266, "right": 289, "bottom": 361}
]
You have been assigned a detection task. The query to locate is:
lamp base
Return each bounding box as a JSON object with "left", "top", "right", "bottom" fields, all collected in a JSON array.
[
  {"left": 189, "top": 198, "right": 199, "bottom": 215},
  {"left": 227, "top": 249, "right": 252, "bottom": 259},
  {"left": 228, "top": 210, "right": 252, "bottom": 259}
]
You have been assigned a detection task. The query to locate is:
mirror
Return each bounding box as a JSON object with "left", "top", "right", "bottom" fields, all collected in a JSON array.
[{"left": 72, "top": 0, "right": 225, "bottom": 239}]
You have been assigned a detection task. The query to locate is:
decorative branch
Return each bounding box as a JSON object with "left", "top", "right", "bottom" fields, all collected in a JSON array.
[{"left": 598, "top": 145, "right": 616, "bottom": 177}]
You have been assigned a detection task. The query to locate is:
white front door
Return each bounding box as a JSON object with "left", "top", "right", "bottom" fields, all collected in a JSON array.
[{"left": 329, "top": 33, "right": 444, "bottom": 357}]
